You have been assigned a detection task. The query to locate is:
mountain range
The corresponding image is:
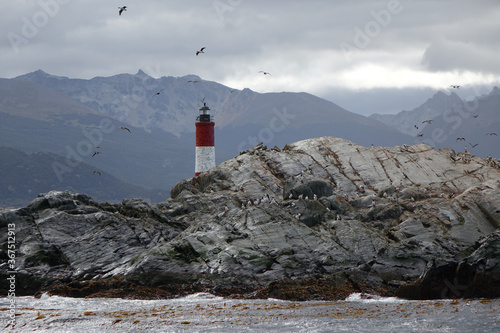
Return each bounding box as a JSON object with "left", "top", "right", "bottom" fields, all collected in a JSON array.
[
  {"left": 14, "top": 70, "right": 414, "bottom": 151},
  {"left": 1, "top": 70, "right": 499, "bottom": 206}
]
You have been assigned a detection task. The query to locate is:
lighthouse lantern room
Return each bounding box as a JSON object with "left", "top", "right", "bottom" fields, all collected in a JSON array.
[{"left": 195, "top": 103, "right": 215, "bottom": 176}]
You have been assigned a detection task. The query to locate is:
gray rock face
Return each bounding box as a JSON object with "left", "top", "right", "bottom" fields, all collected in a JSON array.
[{"left": 1, "top": 137, "right": 500, "bottom": 299}]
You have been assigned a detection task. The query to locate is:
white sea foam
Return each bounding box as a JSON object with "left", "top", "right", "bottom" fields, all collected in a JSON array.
[
  {"left": 345, "top": 292, "right": 406, "bottom": 303},
  {"left": 1, "top": 295, "right": 498, "bottom": 332},
  {"left": 175, "top": 292, "right": 225, "bottom": 302}
]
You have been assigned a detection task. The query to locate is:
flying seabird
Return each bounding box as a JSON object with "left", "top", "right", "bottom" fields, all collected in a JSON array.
[
  {"left": 196, "top": 47, "right": 206, "bottom": 56},
  {"left": 120, "top": 127, "right": 131, "bottom": 133},
  {"left": 456, "top": 137, "right": 465, "bottom": 141},
  {"left": 473, "top": 115, "right": 479, "bottom": 118},
  {"left": 187, "top": 80, "right": 199, "bottom": 84},
  {"left": 417, "top": 134, "right": 424, "bottom": 137},
  {"left": 153, "top": 89, "right": 164, "bottom": 96},
  {"left": 92, "top": 151, "right": 101, "bottom": 157},
  {"left": 450, "top": 85, "right": 461, "bottom": 89},
  {"left": 469, "top": 142, "right": 479, "bottom": 148},
  {"left": 118, "top": 6, "right": 127, "bottom": 16},
  {"left": 93, "top": 171, "right": 102, "bottom": 176},
  {"left": 422, "top": 120, "right": 432, "bottom": 124},
  {"left": 414, "top": 125, "right": 419, "bottom": 130},
  {"left": 259, "top": 71, "right": 271, "bottom": 75},
  {"left": 486, "top": 132, "right": 498, "bottom": 136}
]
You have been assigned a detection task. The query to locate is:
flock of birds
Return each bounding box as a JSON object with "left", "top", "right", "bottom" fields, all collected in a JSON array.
[
  {"left": 413, "top": 84, "right": 498, "bottom": 153},
  {"left": 416, "top": 114, "right": 497, "bottom": 151},
  {"left": 91, "top": 126, "right": 131, "bottom": 176}
]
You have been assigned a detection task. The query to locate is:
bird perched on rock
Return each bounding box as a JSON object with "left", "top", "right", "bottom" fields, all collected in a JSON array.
[
  {"left": 196, "top": 47, "right": 206, "bottom": 56},
  {"left": 118, "top": 6, "right": 127, "bottom": 16}
]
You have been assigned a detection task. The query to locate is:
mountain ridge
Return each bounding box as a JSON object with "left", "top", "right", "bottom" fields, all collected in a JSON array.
[
  {"left": 370, "top": 90, "right": 463, "bottom": 136},
  {"left": 14, "top": 69, "right": 413, "bottom": 149}
]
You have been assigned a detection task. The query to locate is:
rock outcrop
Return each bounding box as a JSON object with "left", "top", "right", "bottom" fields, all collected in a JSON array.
[{"left": 1, "top": 137, "right": 499, "bottom": 300}]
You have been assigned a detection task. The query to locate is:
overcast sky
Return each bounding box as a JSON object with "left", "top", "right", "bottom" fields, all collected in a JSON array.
[{"left": 1, "top": 0, "right": 500, "bottom": 115}]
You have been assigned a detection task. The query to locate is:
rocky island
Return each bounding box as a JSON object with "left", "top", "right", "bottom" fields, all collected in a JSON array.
[{"left": 1, "top": 137, "right": 499, "bottom": 300}]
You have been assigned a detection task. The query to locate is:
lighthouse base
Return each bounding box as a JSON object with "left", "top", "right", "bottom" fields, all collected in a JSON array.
[{"left": 195, "top": 146, "right": 215, "bottom": 176}]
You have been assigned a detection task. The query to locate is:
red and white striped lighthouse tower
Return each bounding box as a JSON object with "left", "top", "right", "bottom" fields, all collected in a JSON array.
[{"left": 195, "top": 103, "right": 215, "bottom": 176}]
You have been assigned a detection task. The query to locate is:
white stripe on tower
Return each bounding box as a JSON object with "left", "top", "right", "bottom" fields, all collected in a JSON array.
[{"left": 195, "top": 146, "right": 215, "bottom": 176}]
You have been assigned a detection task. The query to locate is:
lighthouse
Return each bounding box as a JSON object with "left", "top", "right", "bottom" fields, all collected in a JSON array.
[{"left": 195, "top": 103, "right": 215, "bottom": 176}]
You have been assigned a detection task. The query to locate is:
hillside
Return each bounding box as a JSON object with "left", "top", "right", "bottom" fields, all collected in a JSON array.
[{"left": 0, "top": 147, "right": 169, "bottom": 207}]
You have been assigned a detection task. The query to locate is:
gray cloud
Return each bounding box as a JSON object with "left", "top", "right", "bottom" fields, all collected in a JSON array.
[{"left": 422, "top": 37, "right": 500, "bottom": 73}]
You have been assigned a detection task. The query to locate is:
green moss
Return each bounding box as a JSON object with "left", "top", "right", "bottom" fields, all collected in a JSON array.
[
  {"left": 130, "top": 254, "right": 142, "bottom": 264},
  {"left": 458, "top": 246, "right": 476, "bottom": 258},
  {"left": 248, "top": 256, "right": 273, "bottom": 268},
  {"left": 172, "top": 243, "right": 200, "bottom": 263},
  {"left": 24, "top": 248, "right": 69, "bottom": 267}
]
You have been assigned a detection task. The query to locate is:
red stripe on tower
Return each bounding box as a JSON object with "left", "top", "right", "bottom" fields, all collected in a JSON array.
[{"left": 195, "top": 103, "right": 215, "bottom": 176}]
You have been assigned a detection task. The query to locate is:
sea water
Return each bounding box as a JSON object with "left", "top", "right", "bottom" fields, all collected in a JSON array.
[{"left": 0, "top": 293, "right": 498, "bottom": 332}]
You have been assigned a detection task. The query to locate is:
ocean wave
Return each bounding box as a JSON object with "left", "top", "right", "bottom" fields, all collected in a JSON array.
[{"left": 345, "top": 292, "right": 406, "bottom": 303}]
